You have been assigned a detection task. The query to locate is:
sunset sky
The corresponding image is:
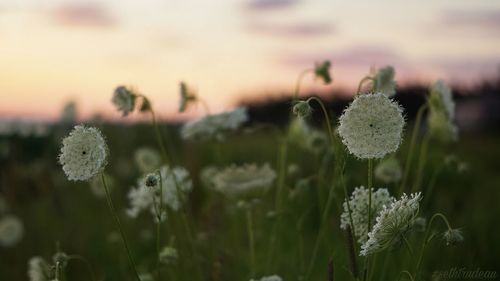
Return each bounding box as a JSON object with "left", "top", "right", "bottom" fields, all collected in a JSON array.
[{"left": 0, "top": 0, "right": 499, "bottom": 121}]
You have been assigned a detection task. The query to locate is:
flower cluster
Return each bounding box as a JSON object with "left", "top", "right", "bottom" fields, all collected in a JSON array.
[
  {"left": 181, "top": 107, "right": 248, "bottom": 141},
  {"left": 112, "top": 86, "right": 137, "bottom": 116},
  {"left": 59, "top": 125, "right": 108, "bottom": 181},
  {"left": 338, "top": 93, "right": 405, "bottom": 159},
  {"left": 361, "top": 193, "right": 422, "bottom": 256},
  {"left": 340, "top": 186, "right": 394, "bottom": 244}
]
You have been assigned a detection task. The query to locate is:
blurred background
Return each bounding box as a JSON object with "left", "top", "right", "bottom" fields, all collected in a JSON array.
[{"left": 1, "top": 1, "right": 500, "bottom": 280}]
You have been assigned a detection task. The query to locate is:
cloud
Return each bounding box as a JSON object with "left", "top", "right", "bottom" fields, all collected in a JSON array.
[
  {"left": 247, "top": 21, "right": 334, "bottom": 38},
  {"left": 244, "top": 0, "right": 299, "bottom": 12},
  {"left": 428, "top": 9, "right": 500, "bottom": 36},
  {"left": 51, "top": 3, "right": 115, "bottom": 27}
]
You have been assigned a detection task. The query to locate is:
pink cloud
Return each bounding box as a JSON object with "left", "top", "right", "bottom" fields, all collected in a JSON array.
[{"left": 52, "top": 3, "right": 115, "bottom": 27}]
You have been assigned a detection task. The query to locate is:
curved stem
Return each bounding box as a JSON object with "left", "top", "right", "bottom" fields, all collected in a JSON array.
[
  {"left": 399, "top": 104, "right": 428, "bottom": 195},
  {"left": 356, "top": 76, "right": 373, "bottom": 95},
  {"left": 246, "top": 207, "right": 256, "bottom": 276},
  {"left": 307, "top": 97, "right": 335, "bottom": 145},
  {"left": 101, "top": 174, "right": 141, "bottom": 281},
  {"left": 293, "top": 69, "right": 313, "bottom": 101},
  {"left": 414, "top": 213, "right": 452, "bottom": 280},
  {"left": 398, "top": 270, "right": 415, "bottom": 281},
  {"left": 198, "top": 98, "right": 211, "bottom": 115}
]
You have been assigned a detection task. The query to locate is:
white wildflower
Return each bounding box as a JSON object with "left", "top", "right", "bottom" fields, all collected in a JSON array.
[
  {"left": 373, "top": 66, "right": 396, "bottom": 97},
  {"left": 361, "top": 193, "right": 422, "bottom": 256},
  {"left": 250, "top": 275, "right": 283, "bottom": 281},
  {"left": 0, "top": 215, "right": 24, "bottom": 247},
  {"left": 181, "top": 107, "right": 248, "bottom": 141},
  {"left": 443, "top": 228, "right": 464, "bottom": 246},
  {"left": 292, "top": 101, "right": 313, "bottom": 118},
  {"left": 428, "top": 80, "right": 458, "bottom": 142},
  {"left": 134, "top": 147, "right": 161, "bottom": 174},
  {"left": 28, "top": 257, "right": 51, "bottom": 281},
  {"left": 374, "top": 156, "right": 402, "bottom": 183},
  {"left": 159, "top": 246, "right": 178, "bottom": 264},
  {"left": 212, "top": 163, "right": 276, "bottom": 198},
  {"left": 340, "top": 187, "right": 394, "bottom": 244},
  {"left": 112, "top": 86, "right": 137, "bottom": 116},
  {"left": 338, "top": 93, "right": 405, "bottom": 159},
  {"left": 127, "top": 165, "right": 193, "bottom": 221},
  {"left": 59, "top": 125, "right": 108, "bottom": 181}
]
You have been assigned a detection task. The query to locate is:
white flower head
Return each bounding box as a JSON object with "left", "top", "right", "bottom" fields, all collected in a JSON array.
[
  {"left": 340, "top": 187, "right": 394, "bottom": 244},
  {"left": 374, "top": 156, "right": 402, "bottom": 183},
  {"left": 181, "top": 107, "right": 248, "bottom": 141},
  {"left": 0, "top": 215, "right": 24, "bottom": 247},
  {"left": 127, "top": 165, "right": 193, "bottom": 222},
  {"left": 28, "top": 256, "right": 51, "bottom": 281},
  {"left": 134, "top": 147, "right": 161, "bottom": 174},
  {"left": 443, "top": 228, "right": 464, "bottom": 246},
  {"left": 212, "top": 163, "right": 276, "bottom": 199},
  {"left": 428, "top": 80, "right": 458, "bottom": 142},
  {"left": 250, "top": 275, "right": 283, "bottom": 281},
  {"left": 292, "top": 100, "right": 313, "bottom": 119},
  {"left": 112, "top": 86, "right": 137, "bottom": 116},
  {"left": 373, "top": 66, "right": 396, "bottom": 97},
  {"left": 59, "top": 125, "right": 108, "bottom": 181},
  {"left": 338, "top": 93, "right": 405, "bottom": 159},
  {"left": 361, "top": 192, "right": 422, "bottom": 256}
]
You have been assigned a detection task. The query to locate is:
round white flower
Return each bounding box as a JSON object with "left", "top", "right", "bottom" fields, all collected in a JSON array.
[
  {"left": 134, "top": 147, "right": 161, "bottom": 174},
  {"left": 360, "top": 193, "right": 422, "bottom": 256},
  {"left": 212, "top": 163, "right": 276, "bottom": 198},
  {"left": 28, "top": 257, "right": 51, "bottom": 281},
  {"left": 338, "top": 93, "right": 405, "bottom": 159},
  {"left": 374, "top": 156, "right": 402, "bottom": 183},
  {"left": 373, "top": 66, "right": 396, "bottom": 97},
  {"left": 0, "top": 215, "right": 24, "bottom": 247},
  {"left": 181, "top": 107, "right": 248, "bottom": 141},
  {"left": 112, "top": 86, "right": 136, "bottom": 116},
  {"left": 59, "top": 125, "right": 108, "bottom": 181},
  {"left": 340, "top": 186, "right": 394, "bottom": 244}
]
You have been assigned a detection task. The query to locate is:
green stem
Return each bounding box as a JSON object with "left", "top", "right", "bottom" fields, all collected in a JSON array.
[
  {"left": 423, "top": 163, "right": 445, "bottom": 207},
  {"left": 293, "top": 69, "right": 313, "bottom": 101},
  {"left": 156, "top": 170, "right": 164, "bottom": 281},
  {"left": 414, "top": 213, "right": 452, "bottom": 280},
  {"left": 412, "top": 133, "right": 431, "bottom": 193},
  {"left": 150, "top": 108, "right": 170, "bottom": 164},
  {"left": 399, "top": 104, "right": 428, "bottom": 195},
  {"left": 398, "top": 271, "right": 415, "bottom": 281},
  {"left": 367, "top": 159, "right": 373, "bottom": 231},
  {"left": 356, "top": 76, "right": 373, "bottom": 95},
  {"left": 307, "top": 97, "right": 335, "bottom": 145},
  {"left": 246, "top": 206, "right": 256, "bottom": 276},
  {"left": 101, "top": 174, "right": 141, "bottom": 281}
]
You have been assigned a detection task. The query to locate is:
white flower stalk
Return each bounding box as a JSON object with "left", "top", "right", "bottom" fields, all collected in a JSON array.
[
  {"left": 373, "top": 66, "right": 396, "bottom": 97},
  {"left": 28, "top": 257, "right": 51, "bottom": 281},
  {"left": 181, "top": 107, "right": 248, "bottom": 141},
  {"left": 59, "top": 125, "right": 108, "bottom": 181},
  {"left": 0, "top": 215, "right": 24, "bottom": 247},
  {"left": 127, "top": 166, "right": 193, "bottom": 221},
  {"left": 338, "top": 93, "right": 405, "bottom": 159},
  {"left": 374, "top": 156, "right": 402, "bottom": 183},
  {"left": 112, "top": 86, "right": 137, "bottom": 116},
  {"left": 428, "top": 80, "right": 458, "bottom": 142},
  {"left": 134, "top": 147, "right": 161, "bottom": 174},
  {"left": 340, "top": 187, "right": 394, "bottom": 244},
  {"left": 212, "top": 163, "right": 276, "bottom": 198},
  {"left": 250, "top": 275, "right": 283, "bottom": 281},
  {"left": 360, "top": 193, "right": 422, "bottom": 256}
]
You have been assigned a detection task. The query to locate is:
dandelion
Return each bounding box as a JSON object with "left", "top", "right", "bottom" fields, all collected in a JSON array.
[
  {"left": 59, "top": 125, "right": 108, "bottom": 181},
  {"left": 0, "top": 215, "right": 24, "bottom": 247},
  {"left": 212, "top": 163, "right": 276, "bottom": 199},
  {"left": 373, "top": 66, "right": 396, "bottom": 97},
  {"left": 443, "top": 228, "right": 464, "bottom": 246},
  {"left": 292, "top": 100, "right": 313, "bottom": 119},
  {"left": 181, "top": 107, "right": 248, "bottom": 141},
  {"left": 374, "top": 156, "right": 402, "bottom": 183},
  {"left": 179, "top": 81, "right": 197, "bottom": 113},
  {"left": 134, "top": 147, "right": 161, "bottom": 174},
  {"left": 428, "top": 80, "right": 458, "bottom": 142},
  {"left": 338, "top": 93, "right": 405, "bottom": 159},
  {"left": 314, "top": 60, "right": 332, "bottom": 84},
  {"left": 250, "top": 275, "right": 283, "bottom": 281},
  {"left": 360, "top": 193, "right": 422, "bottom": 256},
  {"left": 28, "top": 257, "right": 51, "bottom": 281},
  {"left": 340, "top": 187, "right": 394, "bottom": 244},
  {"left": 112, "top": 86, "right": 137, "bottom": 116}
]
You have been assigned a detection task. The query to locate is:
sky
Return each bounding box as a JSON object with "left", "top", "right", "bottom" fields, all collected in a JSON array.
[{"left": 0, "top": 0, "right": 499, "bottom": 121}]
